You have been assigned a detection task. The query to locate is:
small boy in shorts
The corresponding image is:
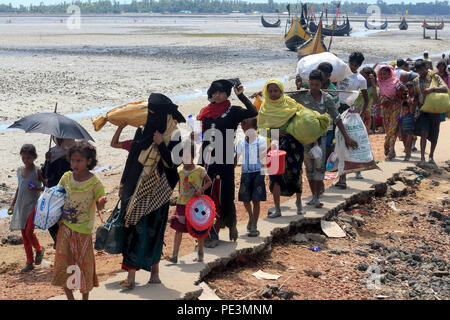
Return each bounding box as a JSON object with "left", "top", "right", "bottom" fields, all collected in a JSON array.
[{"left": 235, "top": 117, "right": 267, "bottom": 237}]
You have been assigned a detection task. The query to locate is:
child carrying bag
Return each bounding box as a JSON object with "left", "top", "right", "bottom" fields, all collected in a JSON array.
[
  {"left": 34, "top": 185, "right": 66, "bottom": 230},
  {"left": 94, "top": 200, "right": 125, "bottom": 254}
]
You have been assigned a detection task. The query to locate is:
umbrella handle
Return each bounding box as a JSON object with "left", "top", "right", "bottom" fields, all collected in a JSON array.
[
  {"left": 44, "top": 103, "right": 58, "bottom": 180},
  {"left": 47, "top": 102, "right": 58, "bottom": 150}
]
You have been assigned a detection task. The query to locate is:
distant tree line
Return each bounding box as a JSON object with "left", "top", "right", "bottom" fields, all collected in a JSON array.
[{"left": 0, "top": 0, "right": 448, "bottom": 16}]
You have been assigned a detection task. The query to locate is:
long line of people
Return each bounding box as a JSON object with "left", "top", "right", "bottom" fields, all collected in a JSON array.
[{"left": 8, "top": 51, "right": 449, "bottom": 299}]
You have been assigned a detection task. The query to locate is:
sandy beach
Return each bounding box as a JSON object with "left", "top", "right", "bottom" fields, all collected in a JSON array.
[
  {"left": 0, "top": 14, "right": 449, "bottom": 191},
  {"left": 0, "top": 13, "right": 449, "bottom": 299}
]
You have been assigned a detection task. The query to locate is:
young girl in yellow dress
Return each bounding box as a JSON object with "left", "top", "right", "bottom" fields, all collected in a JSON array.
[{"left": 52, "top": 141, "right": 107, "bottom": 300}]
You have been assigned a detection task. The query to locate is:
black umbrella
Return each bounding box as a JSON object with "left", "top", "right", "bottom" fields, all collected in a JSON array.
[{"left": 8, "top": 112, "right": 95, "bottom": 142}]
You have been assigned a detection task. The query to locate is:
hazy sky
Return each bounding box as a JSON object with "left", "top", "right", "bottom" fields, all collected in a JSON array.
[{"left": 0, "top": 0, "right": 441, "bottom": 7}]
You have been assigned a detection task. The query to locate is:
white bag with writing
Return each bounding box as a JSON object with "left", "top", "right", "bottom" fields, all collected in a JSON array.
[
  {"left": 34, "top": 185, "right": 66, "bottom": 230},
  {"left": 335, "top": 109, "right": 379, "bottom": 176}
]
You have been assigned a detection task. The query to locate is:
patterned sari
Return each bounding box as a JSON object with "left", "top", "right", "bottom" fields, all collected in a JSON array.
[
  {"left": 382, "top": 100, "right": 401, "bottom": 155},
  {"left": 52, "top": 224, "right": 99, "bottom": 294}
]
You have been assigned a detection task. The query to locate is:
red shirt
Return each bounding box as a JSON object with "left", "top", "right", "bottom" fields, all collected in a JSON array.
[{"left": 121, "top": 140, "right": 133, "bottom": 152}]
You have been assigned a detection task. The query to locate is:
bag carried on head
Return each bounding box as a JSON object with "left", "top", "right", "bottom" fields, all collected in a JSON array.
[
  {"left": 34, "top": 185, "right": 66, "bottom": 230},
  {"left": 296, "top": 52, "right": 354, "bottom": 83},
  {"left": 94, "top": 200, "right": 125, "bottom": 254}
]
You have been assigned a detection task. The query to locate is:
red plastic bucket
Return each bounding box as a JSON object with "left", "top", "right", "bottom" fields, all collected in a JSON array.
[{"left": 266, "top": 143, "right": 286, "bottom": 175}]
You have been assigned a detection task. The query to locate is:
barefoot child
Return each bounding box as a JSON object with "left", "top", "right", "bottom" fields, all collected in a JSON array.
[
  {"left": 169, "top": 142, "right": 212, "bottom": 263},
  {"left": 9, "top": 144, "right": 45, "bottom": 272},
  {"left": 235, "top": 117, "right": 267, "bottom": 237},
  {"left": 52, "top": 141, "right": 107, "bottom": 300}
]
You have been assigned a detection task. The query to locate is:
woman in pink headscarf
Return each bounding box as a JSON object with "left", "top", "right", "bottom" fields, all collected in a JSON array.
[{"left": 377, "top": 65, "right": 403, "bottom": 160}]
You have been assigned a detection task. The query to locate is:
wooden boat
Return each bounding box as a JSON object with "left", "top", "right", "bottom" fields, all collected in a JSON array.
[
  {"left": 399, "top": 17, "right": 408, "bottom": 30},
  {"left": 300, "top": 5, "right": 308, "bottom": 30},
  {"left": 423, "top": 19, "right": 444, "bottom": 30},
  {"left": 284, "top": 16, "right": 311, "bottom": 51},
  {"left": 309, "top": 16, "right": 352, "bottom": 36},
  {"left": 297, "top": 17, "right": 328, "bottom": 59},
  {"left": 261, "top": 15, "right": 281, "bottom": 28},
  {"left": 364, "top": 18, "right": 388, "bottom": 30}
]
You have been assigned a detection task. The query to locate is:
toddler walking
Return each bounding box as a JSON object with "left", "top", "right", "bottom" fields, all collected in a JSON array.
[{"left": 169, "top": 142, "right": 212, "bottom": 263}]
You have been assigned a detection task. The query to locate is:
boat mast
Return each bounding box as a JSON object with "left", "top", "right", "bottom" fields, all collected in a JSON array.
[{"left": 328, "top": 1, "right": 341, "bottom": 51}]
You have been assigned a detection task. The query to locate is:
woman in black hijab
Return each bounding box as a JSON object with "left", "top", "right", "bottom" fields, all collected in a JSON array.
[
  {"left": 118, "top": 93, "right": 185, "bottom": 288},
  {"left": 197, "top": 79, "right": 258, "bottom": 248}
]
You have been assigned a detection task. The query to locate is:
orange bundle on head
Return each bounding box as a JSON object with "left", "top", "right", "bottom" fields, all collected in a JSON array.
[{"left": 91, "top": 100, "right": 148, "bottom": 131}]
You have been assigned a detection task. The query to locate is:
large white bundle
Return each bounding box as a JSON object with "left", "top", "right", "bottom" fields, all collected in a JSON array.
[
  {"left": 34, "top": 185, "right": 66, "bottom": 230},
  {"left": 296, "top": 52, "right": 353, "bottom": 83}
]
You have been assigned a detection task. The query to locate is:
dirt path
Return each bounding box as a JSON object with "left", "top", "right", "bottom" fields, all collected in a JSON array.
[{"left": 0, "top": 134, "right": 386, "bottom": 300}]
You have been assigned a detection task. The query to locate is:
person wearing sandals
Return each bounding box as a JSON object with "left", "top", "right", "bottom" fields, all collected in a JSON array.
[
  {"left": 235, "top": 117, "right": 267, "bottom": 237},
  {"left": 335, "top": 52, "right": 369, "bottom": 188},
  {"left": 196, "top": 79, "right": 258, "bottom": 248},
  {"left": 118, "top": 93, "right": 185, "bottom": 289},
  {"left": 257, "top": 79, "right": 306, "bottom": 218},
  {"left": 377, "top": 64, "right": 403, "bottom": 162},
  {"left": 291, "top": 70, "right": 357, "bottom": 208},
  {"left": 412, "top": 60, "right": 448, "bottom": 165},
  {"left": 168, "top": 142, "right": 212, "bottom": 263}
]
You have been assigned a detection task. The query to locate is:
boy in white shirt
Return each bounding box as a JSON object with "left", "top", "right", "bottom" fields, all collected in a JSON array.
[
  {"left": 235, "top": 117, "right": 267, "bottom": 237},
  {"left": 336, "top": 51, "right": 369, "bottom": 188}
]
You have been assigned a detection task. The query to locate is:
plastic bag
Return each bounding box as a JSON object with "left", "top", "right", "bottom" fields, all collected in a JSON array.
[
  {"left": 296, "top": 52, "right": 354, "bottom": 83},
  {"left": 187, "top": 114, "right": 203, "bottom": 144},
  {"left": 326, "top": 151, "right": 338, "bottom": 172},
  {"left": 91, "top": 100, "right": 148, "bottom": 131},
  {"left": 420, "top": 76, "right": 450, "bottom": 114},
  {"left": 341, "top": 90, "right": 362, "bottom": 108},
  {"left": 34, "top": 185, "right": 66, "bottom": 230},
  {"left": 309, "top": 144, "right": 323, "bottom": 160},
  {"left": 335, "top": 109, "right": 379, "bottom": 176},
  {"left": 286, "top": 105, "right": 330, "bottom": 145}
]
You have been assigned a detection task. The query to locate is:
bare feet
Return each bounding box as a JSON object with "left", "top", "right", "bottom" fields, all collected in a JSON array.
[
  {"left": 148, "top": 275, "right": 161, "bottom": 284},
  {"left": 194, "top": 252, "right": 204, "bottom": 262},
  {"left": 119, "top": 279, "right": 135, "bottom": 289}
]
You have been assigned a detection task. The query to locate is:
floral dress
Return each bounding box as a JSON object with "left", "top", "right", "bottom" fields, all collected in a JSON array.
[{"left": 269, "top": 134, "right": 304, "bottom": 196}]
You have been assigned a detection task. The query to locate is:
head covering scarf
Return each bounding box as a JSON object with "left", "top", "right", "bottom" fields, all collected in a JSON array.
[
  {"left": 137, "top": 93, "right": 185, "bottom": 150},
  {"left": 50, "top": 138, "right": 75, "bottom": 163},
  {"left": 206, "top": 80, "right": 233, "bottom": 100},
  {"left": 197, "top": 80, "right": 234, "bottom": 129},
  {"left": 377, "top": 65, "right": 400, "bottom": 100},
  {"left": 257, "top": 79, "right": 300, "bottom": 129}
]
